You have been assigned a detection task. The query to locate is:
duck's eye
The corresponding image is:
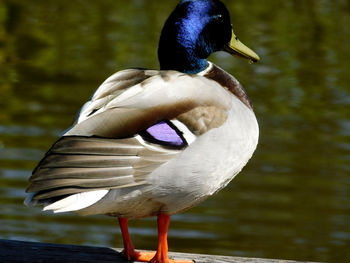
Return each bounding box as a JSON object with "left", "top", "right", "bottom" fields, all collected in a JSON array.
[{"left": 213, "top": 14, "right": 224, "bottom": 23}]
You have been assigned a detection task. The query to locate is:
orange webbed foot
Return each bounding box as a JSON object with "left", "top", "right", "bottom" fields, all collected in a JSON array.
[
  {"left": 121, "top": 250, "right": 193, "bottom": 263},
  {"left": 121, "top": 249, "right": 156, "bottom": 262}
]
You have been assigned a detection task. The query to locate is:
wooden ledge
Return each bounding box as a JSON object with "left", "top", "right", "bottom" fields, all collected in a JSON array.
[{"left": 0, "top": 239, "right": 315, "bottom": 263}]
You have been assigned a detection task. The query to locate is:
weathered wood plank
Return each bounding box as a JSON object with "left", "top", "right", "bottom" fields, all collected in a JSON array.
[{"left": 0, "top": 239, "right": 314, "bottom": 263}]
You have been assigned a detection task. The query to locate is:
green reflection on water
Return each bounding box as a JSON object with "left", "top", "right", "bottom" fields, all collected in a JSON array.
[{"left": 1, "top": 0, "right": 350, "bottom": 262}]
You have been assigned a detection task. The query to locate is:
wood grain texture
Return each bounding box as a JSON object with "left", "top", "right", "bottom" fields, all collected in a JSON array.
[{"left": 0, "top": 239, "right": 316, "bottom": 263}]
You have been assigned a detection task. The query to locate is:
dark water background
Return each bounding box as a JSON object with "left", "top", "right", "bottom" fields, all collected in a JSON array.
[{"left": 1, "top": 0, "right": 350, "bottom": 262}]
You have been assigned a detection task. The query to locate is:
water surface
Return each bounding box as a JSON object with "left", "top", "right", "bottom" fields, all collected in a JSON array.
[{"left": 1, "top": 0, "right": 350, "bottom": 262}]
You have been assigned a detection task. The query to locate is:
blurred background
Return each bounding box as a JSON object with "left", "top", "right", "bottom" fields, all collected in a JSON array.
[{"left": 0, "top": 0, "right": 350, "bottom": 262}]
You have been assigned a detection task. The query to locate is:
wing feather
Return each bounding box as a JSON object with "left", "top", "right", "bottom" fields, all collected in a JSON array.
[
  {"left": 27, "top": 135, "right": 179, "bottom": 203},
  {"left": 67, "top": 70, "right": 231, "bottom": 137},
  {"left": 39, "top": 155, "right": 139, "bottom": 168},
  {"left": 30, "top": 167, "right": 134, "bottom": 181},
  {"left": 31, "top": 182, "right": 146, "bottom": 201},
  {"left": 28, "top": 176, "right": 135, "bottom": 192}
]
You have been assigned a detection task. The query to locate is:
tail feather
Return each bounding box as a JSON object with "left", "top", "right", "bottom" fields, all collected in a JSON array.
[{"left": 43, "top": 190, "right": 108, "bottom": 213}]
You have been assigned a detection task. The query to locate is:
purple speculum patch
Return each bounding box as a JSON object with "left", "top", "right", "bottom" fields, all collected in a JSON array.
[{"left": 145, "top": 121, "right": 185, "bottom": 147}]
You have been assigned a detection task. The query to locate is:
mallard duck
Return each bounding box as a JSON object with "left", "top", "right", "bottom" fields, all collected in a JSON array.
[{"left": 25, "top": 0, "right": 260, "bottom": 262}]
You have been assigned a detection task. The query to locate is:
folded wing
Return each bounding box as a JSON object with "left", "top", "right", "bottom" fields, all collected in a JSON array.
[{"left": 25, "top": 68, "right": 231, "bottom": 212}]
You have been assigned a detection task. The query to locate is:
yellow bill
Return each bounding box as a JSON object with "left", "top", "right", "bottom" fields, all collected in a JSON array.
[{"left": 224, "top": 30, "right": 260, "bottom": 63}]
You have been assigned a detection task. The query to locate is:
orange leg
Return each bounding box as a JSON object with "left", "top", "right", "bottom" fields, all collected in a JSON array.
[
  {"left": 149, "top": 213, "right": 193, "bottom": 263},
  {"left": 118, "top": 217, "right": 155, "bottom": 262}
]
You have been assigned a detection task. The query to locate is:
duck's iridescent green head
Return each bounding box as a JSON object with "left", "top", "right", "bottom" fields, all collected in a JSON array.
[{"left": 158, "top": 0, "right": 260, "bottom": 74}]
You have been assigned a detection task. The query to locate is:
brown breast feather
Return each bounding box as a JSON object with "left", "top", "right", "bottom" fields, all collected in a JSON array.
[{"left": 205, "top": 64, "right": 253, "bottom": 110}]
